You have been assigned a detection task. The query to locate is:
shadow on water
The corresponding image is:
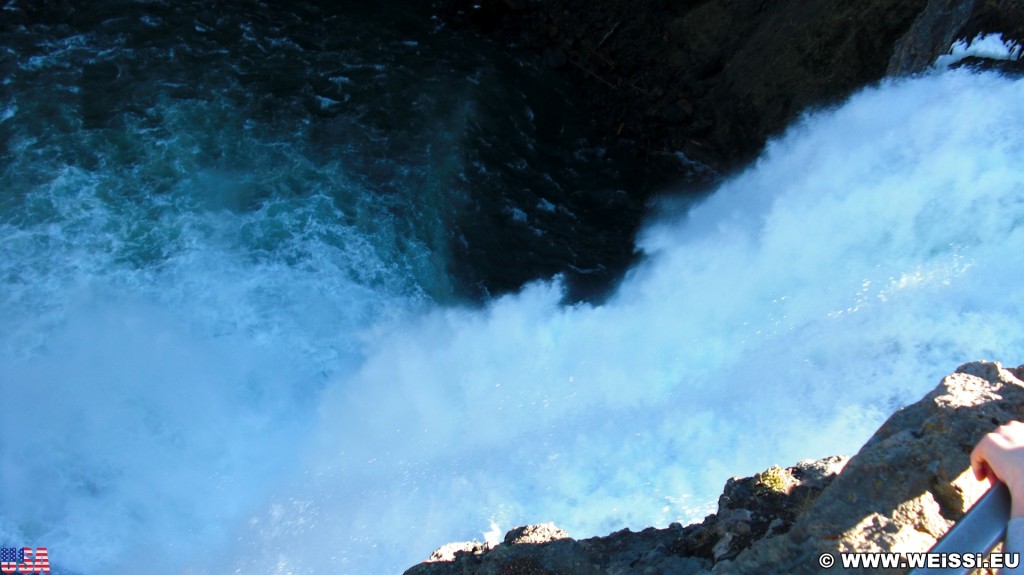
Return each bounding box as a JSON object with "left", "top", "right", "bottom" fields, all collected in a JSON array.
[{"left": 2, "top": 0, "right": 708, "bottom": 305}]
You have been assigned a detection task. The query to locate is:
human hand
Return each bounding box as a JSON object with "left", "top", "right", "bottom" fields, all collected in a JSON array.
[{"left": 971, "top": 421, "right": 1024, "bottom": 518}]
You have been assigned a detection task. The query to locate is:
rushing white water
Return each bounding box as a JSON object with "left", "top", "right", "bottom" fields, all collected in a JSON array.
[
  {"left": 221, "top": 68, "right": 1023, "bottom": 573},
  {"left": 3, "top": 56, "right": 1024, "bottom": 575},
  {"left": 936, "top": 32, "right": 1022, "bottom": 68}
]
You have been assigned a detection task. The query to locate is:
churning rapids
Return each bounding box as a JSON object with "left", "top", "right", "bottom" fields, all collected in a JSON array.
[{"left": 2, "top": 3, "right": 1024, "bottom": 573}]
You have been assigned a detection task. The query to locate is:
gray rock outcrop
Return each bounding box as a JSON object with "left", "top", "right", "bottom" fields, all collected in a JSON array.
[{"left": 404, "top": 361, "right": 1024, "bottom": 575}]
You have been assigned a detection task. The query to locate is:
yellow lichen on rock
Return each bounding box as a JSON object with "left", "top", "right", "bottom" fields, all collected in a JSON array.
[{"left": 755, "top": 465, "right": 794, "bottom": 495}]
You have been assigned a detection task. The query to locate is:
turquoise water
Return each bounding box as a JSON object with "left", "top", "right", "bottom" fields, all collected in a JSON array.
[{"left": 3, "top": 4, "right": 1024, "bottom": 574}]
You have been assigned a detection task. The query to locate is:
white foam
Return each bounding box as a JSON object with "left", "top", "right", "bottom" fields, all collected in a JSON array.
[
  {"left": 3, "top": 65, "right": 1024, "bottom": 575},
  {"left": 936, "top": 33, "right": 1023, "bottom": 68},
  {"left": 0, "top": 97, "right": 434, "bottom": 572},
  {"left": 195, "top": 68, "right": 1024, "bottom": 574}
]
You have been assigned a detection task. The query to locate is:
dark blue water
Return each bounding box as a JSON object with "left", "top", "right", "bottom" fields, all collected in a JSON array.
[
  {"left": 1, "top": 0, "right": 676, "bottom": 305},
  {"left": 3, "top": 4, "right": 1024, "bottom": 574}
]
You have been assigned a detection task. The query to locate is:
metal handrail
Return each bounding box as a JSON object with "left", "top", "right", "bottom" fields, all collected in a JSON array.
[{"left": 907, "top": 482, "right": 1011, "bottom": 574}]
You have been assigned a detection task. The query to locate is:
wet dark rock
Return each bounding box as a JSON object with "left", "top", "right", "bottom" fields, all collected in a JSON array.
[
  {"left": 889, "top": 0, "right": 1024, "bottom": 74},
  {"left": 434, "top": 0, "right": 1024, "bottom": 172},
  {"left": 888, "top": 0, "right": 983, "bottom": 74},
  {"left": 542, "top": 46, "right": 567, "bottom": 69},
  {"left": 953, "top": 53, "right": 1024, "bottom": 74},
  {"left": 426, "top": 0, "right": 1024, "bottom": 302}
]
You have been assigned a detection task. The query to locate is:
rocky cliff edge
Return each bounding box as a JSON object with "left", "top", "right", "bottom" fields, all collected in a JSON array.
[{"left": 404, "top": 361, "right": 1024, "bottom": 575}]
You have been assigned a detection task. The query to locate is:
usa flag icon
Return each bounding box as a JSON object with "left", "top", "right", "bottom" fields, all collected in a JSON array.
[{"left": 0, "top": 548, "right": 50, "bottom": 574}]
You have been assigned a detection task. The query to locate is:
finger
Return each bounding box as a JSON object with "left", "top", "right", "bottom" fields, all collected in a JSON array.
[
  {"left": 971, "top": 437, "right": 996, "bottom": 480},
  {"left": 978, "top": 461, "right": 993, "bottom": 483},
  {"left": 971, "top": 453, "right": 989, "bottom": 481}
]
